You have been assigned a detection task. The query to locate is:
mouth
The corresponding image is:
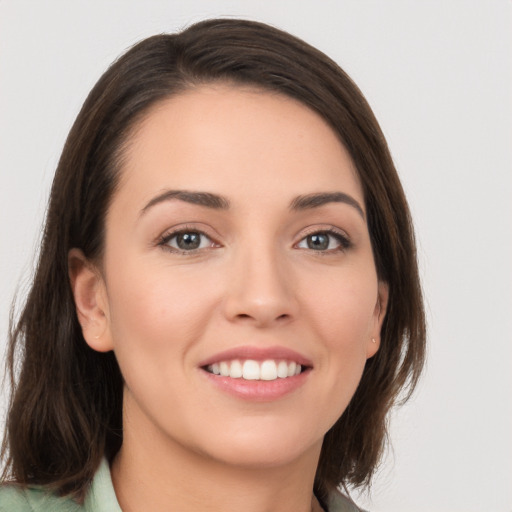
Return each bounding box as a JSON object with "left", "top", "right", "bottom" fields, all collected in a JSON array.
[
  {"left": 203, "top": 359, "right": 309, "bottom": 381},
  {"left": 198, "top": 346, "right": 312, "bottom": 400}
]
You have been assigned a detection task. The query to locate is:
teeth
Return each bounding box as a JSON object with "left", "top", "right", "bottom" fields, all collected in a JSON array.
[
  {"left": 229, "top": 360, "right": 243, "bottom": 378},
  {"left": 206, "top": 359, "right": 303, "bottom": 381},
  {"left": 219, "top": 361, "right": 230, "bottom": 377},
  {"left": 243, "top": 360, "right": 260, "bottom": 380},
  {"left": 277, "top": 361, "right": 288, "bottom": 378},
  {"left": 260, "top": 360, "right": 277, "bottom": 380}
]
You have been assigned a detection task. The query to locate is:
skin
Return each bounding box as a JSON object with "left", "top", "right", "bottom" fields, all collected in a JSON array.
[{"left": 69, "top": 85, "right": 388, "bottom": 512}]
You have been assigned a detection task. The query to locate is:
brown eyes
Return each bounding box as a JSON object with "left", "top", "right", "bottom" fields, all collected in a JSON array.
[{"left": 159, "top": 229, "right": 351, "bottom": 253}]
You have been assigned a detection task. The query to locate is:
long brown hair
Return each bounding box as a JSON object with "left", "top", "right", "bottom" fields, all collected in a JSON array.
[{"left": 2, "top": 18, "right": 426, "bottom": 503}]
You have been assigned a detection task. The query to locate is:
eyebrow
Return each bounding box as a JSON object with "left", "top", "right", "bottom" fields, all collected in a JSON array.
[
  {"left": 140, "top": 189, "right": 364, "bottom": 219},
  {"left": 141, "top": 190, "right": 231, "bottom": 215},
  {"left": 289, "top": 192, "right": 365, "bottom": 219}
]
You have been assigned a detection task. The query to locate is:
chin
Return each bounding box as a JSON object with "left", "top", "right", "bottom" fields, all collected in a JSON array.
[{"left": 190, "top": 417, "right": 324, "bottom": 470}]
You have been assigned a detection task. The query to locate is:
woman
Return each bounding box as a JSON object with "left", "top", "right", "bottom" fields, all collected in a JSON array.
[{"left": 0, "top": 18, "right": 425, "bottom": 512}]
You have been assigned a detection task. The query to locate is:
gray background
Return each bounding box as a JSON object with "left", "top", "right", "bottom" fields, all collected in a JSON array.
[{"left": 1, "top": 1, "right": 511, "bottom": 511}]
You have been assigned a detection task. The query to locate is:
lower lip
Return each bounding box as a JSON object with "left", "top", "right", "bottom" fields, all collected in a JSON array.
[{"left": 201, "top": 369, "right": 310, "bottom": 401}]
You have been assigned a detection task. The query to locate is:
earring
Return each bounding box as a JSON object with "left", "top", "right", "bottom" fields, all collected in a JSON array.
[{"left": 371, "top": 338, "right": 376, "bottom": 343}]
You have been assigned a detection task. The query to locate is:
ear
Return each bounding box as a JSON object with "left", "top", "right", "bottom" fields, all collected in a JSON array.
[
  {"left": 366, "top": 281, "right": 389, "bottom": 359},
  {"left": 68, "top": 248, "right": 114, "bottom": 352}
]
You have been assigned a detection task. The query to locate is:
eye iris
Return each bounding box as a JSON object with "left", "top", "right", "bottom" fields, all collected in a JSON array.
[
  {"left": 307, "top": 233, "right": 329, "bottom": 250},
  {"left": 177, "top": 232, "right": 201, "bottom": 250}
]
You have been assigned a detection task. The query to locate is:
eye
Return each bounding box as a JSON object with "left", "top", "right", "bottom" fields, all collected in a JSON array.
[
  {"left": 296, "top": 230, "right": 350, "bottom": 252},
  {"left": 160, "top": 230, "right": 216, "bottom": 252}
]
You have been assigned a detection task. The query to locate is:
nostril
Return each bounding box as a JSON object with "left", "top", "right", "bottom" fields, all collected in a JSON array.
[{"left": 236, "top": 313, "right": 290, "bottom": 321}]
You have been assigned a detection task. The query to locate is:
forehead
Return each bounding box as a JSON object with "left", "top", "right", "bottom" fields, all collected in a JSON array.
[{"left": 116, "top": 84, "right": 363, "bottom": 209}]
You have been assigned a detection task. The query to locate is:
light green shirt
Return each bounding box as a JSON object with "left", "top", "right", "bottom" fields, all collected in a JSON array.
[
  {"left": 0, "top": 459, "right": 121, "bottom": 512},
  {"left": 0, "top": 459, "right": 362, "bottom": 511}
]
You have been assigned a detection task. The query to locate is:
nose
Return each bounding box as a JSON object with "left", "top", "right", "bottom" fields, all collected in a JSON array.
[{"left": 222, "top": 243, "right": 298, "bottom": 328}]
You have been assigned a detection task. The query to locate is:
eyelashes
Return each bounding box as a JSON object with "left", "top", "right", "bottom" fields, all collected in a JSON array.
[
  {"left": 157, "top": 225, "right": 352, "bottom": 255},
  {"left": 157, "top": 227, "right": 219, "bottom": 253},
  {"left": 295, "top": 229, "right": 351, "bottom": 252}
]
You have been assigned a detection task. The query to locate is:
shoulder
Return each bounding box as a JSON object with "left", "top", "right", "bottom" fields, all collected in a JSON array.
[
  {"left": 327, "top": 491, "right": 368, "bottom": 512},
  {"left": 0, "top": 484, "right": 82, "bottom": 512},
  {"left": 0, "top": 459, "right": 121, "bottom": 512}
]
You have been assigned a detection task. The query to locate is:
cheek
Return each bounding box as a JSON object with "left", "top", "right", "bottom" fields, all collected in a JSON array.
[
  {"left": 104, "top": 261, "right": 220, "bottom": 363},
  {"left": 298, "top": 269, "right": 377, "bottom": 410},
  {"left": 305, "top": 273, "right": 377, "bottom": 347}
]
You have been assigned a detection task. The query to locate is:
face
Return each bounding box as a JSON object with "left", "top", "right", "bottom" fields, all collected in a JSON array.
[{"left": 73, "top": 85, "right": 387, "bottom": 470}]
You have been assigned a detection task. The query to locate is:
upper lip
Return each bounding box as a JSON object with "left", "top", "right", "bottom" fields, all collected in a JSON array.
[{"left": 198, "top": 346, "right": 313, "bottom": 368}]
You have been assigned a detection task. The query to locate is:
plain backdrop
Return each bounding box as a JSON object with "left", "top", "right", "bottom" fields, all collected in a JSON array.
[{"left": 1, "top": 1, "right": 511, "bottom": 511}]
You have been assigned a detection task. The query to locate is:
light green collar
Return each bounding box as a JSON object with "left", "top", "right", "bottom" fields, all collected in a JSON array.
[
  {"left": 83, "top": 459, "right": 122, "bottom": 512},
  {"left": 82, "top": 459, "right": 362, "bottom": 512}
]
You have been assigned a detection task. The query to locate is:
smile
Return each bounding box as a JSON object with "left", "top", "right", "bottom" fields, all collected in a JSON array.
[
  {"left": 205, "top": 359, "right": 303, "bottom": 381},
  {"left": 198, "top": 346, "right": 312, "bottom": 400}
]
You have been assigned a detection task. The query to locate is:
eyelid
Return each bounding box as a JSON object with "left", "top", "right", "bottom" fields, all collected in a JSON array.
[
  {"left": 156, "top": 224, "right": 222, "bottom": 253},
  {"left": 294, "top": 225, "right": 352, "bottom": 251}
]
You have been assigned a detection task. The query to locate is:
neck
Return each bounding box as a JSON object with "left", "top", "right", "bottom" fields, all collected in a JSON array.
[{"left": 111, "top": 402, "right": 323, "bottom": 512}]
